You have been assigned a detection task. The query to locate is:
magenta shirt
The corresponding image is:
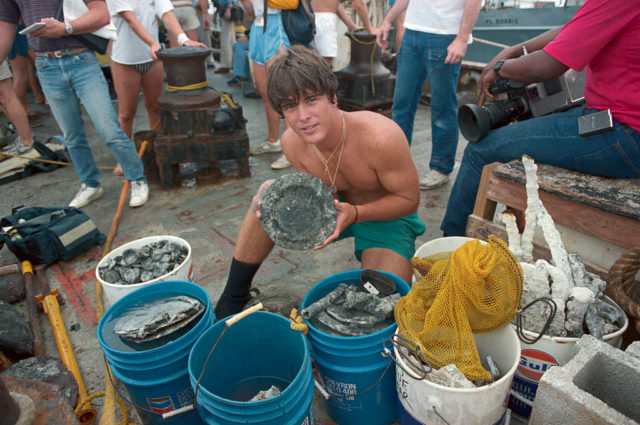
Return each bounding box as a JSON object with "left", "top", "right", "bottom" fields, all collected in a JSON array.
[{"left": 544, "top": 0, "right": 640, "bottom": 133}]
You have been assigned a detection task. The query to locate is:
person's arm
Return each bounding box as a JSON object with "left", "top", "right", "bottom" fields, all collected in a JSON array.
[
  {"left": 34, "top": 0, "right": 111, "bottom": 39},
  {"left": 478, "top": 26, "right": 566, "bottom": 96},
  {"left": 0, "top": 21, "right": 17, "bottom": 64},
  {"left": 198, "top": 0, "right": 210, "bottom": 30},
  {"left": 117, "top": 10, "right": 163, "bottom": 59},
  {"left": 445, "top": 0, "right": 482, "bottom": 64},
  {"left": 376, "top": 0, "right": 409, "bottom": 49},
  {"left": 239, "top": 0, "right": 255, "bottom": 18},
  {"left": 162, "top": 10, "right": 207, "bottom": 47},
  {"left": 350, "top": 0, "right": 373, "bottom": 34},
  {"left": 336, "top": 3, "right": 358, "bottom": 32}
]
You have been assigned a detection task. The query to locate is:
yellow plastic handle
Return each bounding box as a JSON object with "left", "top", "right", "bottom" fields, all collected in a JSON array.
[
  {"left": 21, "top": 260, "right": 33, "bottom": 275},
  {"left": 225, "top": 302, "right": 263, "bottom": 327}
]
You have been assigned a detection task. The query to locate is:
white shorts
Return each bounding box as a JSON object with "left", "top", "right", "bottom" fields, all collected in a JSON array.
[
  {"left": 311, "top": 12, "right": 338, "bottom": 58},
  {"left": 173, "top": 5, "right": 200, "bottom": 31}
]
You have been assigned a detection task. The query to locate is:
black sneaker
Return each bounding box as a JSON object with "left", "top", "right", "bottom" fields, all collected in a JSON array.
[{"left": 227, "top": 76, "right": 241, "bottom": 86}]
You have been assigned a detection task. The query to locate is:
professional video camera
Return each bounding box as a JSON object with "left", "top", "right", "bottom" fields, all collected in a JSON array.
[{"left": 458, "top": 70, "right": 586, "bottom": 142}]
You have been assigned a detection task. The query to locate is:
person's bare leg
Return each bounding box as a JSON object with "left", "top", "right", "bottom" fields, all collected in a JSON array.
[
  {"left": 8, "top": 55, "right": 34, "bottom": 116},
  {"left": 252, "top": 62, "right": 281, "bottom": 143},
  {"left": 0, "top": 78, "right": 34, "bottom": 147},
  {"left": 214, "top": 207, "right": 276, "bottom": 317},
  {"left": 234, "top": 207, "right": 276, "bottom": 263},
  {"left": 140, "top": 61, "right": 164, "bottom": 132},
  {"left": 110, "top": 61, "right": 143, "bottom": 175},
  {"left": 186, "top": 28, "right": 200, "bottom": 42},
  {"left": 360, "top": 247, "right": 413, "bottom": 285}
]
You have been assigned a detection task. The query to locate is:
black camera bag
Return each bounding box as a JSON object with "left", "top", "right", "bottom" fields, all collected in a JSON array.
[{"left": 0, "top": 206, "right": 105, "bottom": 264}]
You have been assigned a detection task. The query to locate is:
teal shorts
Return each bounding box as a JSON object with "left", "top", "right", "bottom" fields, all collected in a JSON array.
[
  {"left": 337, "top": 212, "right": 426, "bottom": 261},
  {"left": 249, "top": 14, "right": 290, "bottom": 65}
]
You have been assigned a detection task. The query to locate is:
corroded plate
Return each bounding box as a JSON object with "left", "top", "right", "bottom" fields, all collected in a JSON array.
[{"left": 260, "top": 173, "right": 336, "bottom": 250}]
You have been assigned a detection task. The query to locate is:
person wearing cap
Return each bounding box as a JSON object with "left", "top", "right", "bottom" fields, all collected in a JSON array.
[{"left": 227, "top": 25, "right": 250, "bottom": 86}]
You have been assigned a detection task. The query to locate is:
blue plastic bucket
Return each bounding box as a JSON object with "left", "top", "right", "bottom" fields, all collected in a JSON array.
[
  {"left": 188, "top": 311, "right": 315, "bottom": 424},
  {"left": 97, "top": 280, "right": 214, "bottom": 425},
  {"left": 302, "top": 270, "right": 410, "bottom": 425}
]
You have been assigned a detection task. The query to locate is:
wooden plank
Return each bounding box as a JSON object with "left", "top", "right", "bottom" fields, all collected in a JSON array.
[
  {"left": 485, "top": 175, "right": 640, "bottom": 249},
  {"left": 494, "top": 160, "right": 640, "bottom": 221},
  {"left": 466, "top": 214, "right": 609, "bottom": 282},
  {"left": 472, "top": 162, "right": 502, "bottom": 220}
]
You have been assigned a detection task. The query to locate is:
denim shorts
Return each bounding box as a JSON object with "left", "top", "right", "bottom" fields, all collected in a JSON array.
[
  {"left": 337, "top": 212, "right": 426, "bottom": 261},
  {"left": 249, "top": 14, "right": 290, "bottom": 65}
]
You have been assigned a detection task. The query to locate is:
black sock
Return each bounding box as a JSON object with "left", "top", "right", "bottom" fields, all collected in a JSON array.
[{"left": 214, "top": 258, "right": 260, "bottom": 319}]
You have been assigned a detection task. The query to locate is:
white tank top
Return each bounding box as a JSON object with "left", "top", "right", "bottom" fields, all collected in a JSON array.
[{"left": 404, "top": 0, "right": 472, "bottom": 42}]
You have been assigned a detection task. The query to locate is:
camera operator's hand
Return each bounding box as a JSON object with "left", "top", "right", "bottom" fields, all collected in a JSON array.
[
  {"left": 479, "top": 65, "right": 501, "bottom": 99},
  {"left": 478, "top": 48, "right": 519, "bottom": 98}
]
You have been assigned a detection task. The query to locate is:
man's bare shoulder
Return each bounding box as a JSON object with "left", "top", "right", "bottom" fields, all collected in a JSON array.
[{"left": 347, "top": 110, "right": 407, "bottom": 145}]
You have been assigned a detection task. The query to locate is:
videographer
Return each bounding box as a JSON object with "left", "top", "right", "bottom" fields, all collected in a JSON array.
[{"left": 440, "top": 0, "right": 640, "bottom": 237}]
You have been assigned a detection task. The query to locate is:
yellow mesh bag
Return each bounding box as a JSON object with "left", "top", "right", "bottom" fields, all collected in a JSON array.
[{"left": 395, "top": 236, "right": 523, "bottom": 382}]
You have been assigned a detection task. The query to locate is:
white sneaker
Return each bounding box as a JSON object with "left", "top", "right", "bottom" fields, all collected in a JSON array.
[
  {"left": 270, "top": 154, "right": 291, "bottom": 170},
  {"left": 419, "top": 170, "right": 450, "bottom": 190},
  {"left": 2, "top": 138, "right": 32, "bottom": 155},
  {"left": 129, "top": 180, "right": 149, "bottom": 208},
  {"left": 250, "top": 139, "right": 281, "bottom": 155},
  {"left": 69, "top": 184, "right": 104, "bottom": 208}
]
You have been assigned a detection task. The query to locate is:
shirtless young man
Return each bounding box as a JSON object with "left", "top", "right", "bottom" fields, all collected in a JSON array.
[
  {"left": 311, "top": 0, "right": 374, "bottom": 64},
  {"left": 214, "top": 46, "right": 425, "bottom": 319}
]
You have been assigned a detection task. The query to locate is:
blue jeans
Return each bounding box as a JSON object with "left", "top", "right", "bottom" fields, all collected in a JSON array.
[
  {"left": 35, "top": 50, "right": 145, "bottom": 187},
  {"left": 392, "top": 29, "right": 461, "bottom": 174},
  {"left": 232, "top": 42, "right": 250, "bottom": 77},
  {"left": 441, "top": 105, "right": 640, "bottom": 236}
]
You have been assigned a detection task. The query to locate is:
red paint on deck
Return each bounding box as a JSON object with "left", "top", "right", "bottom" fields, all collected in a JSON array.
[{"left": 52, "top": 264, "right": 98, "bottom": 327}]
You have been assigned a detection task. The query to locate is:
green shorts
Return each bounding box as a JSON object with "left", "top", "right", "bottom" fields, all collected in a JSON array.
[{"left": 337, "top": 212, "right": 425, "bottom": 261}]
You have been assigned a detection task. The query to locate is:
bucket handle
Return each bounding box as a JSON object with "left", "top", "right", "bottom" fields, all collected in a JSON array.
[
  {"left": 382, "top": 333, "right": 432, "bottom": 381},
  {"left": 515, "top": 297, "right": 557, "bottom": 344},
  {"left": 163, "top": 303, "right": 265, "bottom": 420}
]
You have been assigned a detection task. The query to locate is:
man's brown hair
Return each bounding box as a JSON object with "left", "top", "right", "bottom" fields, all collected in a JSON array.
[{"left": 266, "top": 45, "right": 338, "bottom": 116}]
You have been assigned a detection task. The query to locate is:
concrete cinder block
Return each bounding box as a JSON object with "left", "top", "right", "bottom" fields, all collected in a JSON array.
[
  {"left": 626, "top": 341, "right": 640, "bottom": 360},
  {"left": 529, "top": 335, "right": 640, "bottom": 425}
]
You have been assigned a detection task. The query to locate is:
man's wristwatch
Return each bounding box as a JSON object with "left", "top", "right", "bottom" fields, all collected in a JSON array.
[
  {"left": 493, "top": 60, "right": 505, "bottom": 79},
  {"left": 65, "top": 22, "right": 74, "bottom": 35}
]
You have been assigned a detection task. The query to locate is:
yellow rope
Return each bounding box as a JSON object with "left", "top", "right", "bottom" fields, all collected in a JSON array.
[
  {"left": 212, "top": 87, "right": 239, "bottom": 110},
  {"left": 165, "top": 81, "right": 209, "bottom": 92}
]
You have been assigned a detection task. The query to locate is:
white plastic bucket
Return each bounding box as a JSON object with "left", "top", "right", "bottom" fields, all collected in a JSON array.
[
  {"left": 96, "top": 235, "right": 194, "bottom": 305},
  {"left": 413, "top": 237, "right": 479, "bottom": 284},
  {"left": 510, "top": 265, "right": 629, "bottom": 417},
  {"left": 395, "top": 325, "right": 521, "bottom": 425}
]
